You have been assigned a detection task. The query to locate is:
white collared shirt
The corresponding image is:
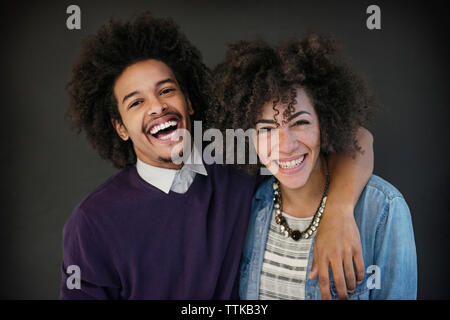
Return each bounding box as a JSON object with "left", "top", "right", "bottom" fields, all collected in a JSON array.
[{"left": 135, "top": 147, "right": 207, "bottom": 194}]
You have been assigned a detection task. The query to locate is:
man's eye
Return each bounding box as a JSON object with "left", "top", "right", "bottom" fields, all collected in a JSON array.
[
  {"left": 292, "top": 120, "right": 309, "bottom": 127},
  {"left": 160, "top": 88, "right": 175, "bottom": 95},
  {"left": 129, "top": 100, "right": 143, "bottom": 109}
]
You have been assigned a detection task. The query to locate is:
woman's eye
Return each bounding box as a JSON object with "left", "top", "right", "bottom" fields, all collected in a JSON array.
[
  {"left": 257, "top": 127, "right": 274, "bottom": 135},
  {"left": 292, "top": 120, "right": 309, "bottom": 127}
]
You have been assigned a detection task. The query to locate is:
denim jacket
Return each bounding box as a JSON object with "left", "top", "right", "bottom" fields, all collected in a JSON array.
[{"left": 240, "top": 175, "right": 417, "bottom": 300}]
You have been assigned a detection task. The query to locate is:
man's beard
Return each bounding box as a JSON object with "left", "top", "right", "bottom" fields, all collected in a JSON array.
[{"left": 158, "top": 150, "right": 184, "bottom": 163}]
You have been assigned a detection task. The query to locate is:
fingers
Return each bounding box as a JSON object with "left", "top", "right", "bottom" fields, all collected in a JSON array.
[
  {"left": 308, "top": 266, "right": 318, "bottom": 280},
  {"left": 318, "top": 258, "right": 332, "bottom": 300},
  {"left": 343, "top": 252, "right": 356, "bottom": 292},
  {"left": 308, "top": 250, "right": 318, "bottom": 279},
  {"left": 330, "top": 258, "right": 349, "bottom": 300},
  {"left": 353, "top": 247, "right": 365, "bottom": 284}
]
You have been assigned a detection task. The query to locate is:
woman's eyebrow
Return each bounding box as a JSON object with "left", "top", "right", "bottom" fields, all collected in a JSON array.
[
  {"left": 255, "top": 119, "right": 278, "bottom": 125},
  {"left": 255, "top": 111, "right": 311, "bottom": 125},
  {"left": 287, "top": 111, "right": 311, "bottom": 122}
]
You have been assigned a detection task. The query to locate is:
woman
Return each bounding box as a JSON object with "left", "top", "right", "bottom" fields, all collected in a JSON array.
[{"left": 212, "top": 34, "right": 417, "bottom": 299}]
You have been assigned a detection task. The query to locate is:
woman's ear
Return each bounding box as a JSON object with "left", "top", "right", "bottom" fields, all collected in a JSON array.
[{"left": 111, "top": 118, "right": 129, "bottom": 141}]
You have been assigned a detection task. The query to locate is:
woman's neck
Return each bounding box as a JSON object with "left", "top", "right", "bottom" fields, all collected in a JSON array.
[{"left": 280, "top": 155, "right": 327, "bottom": 218}]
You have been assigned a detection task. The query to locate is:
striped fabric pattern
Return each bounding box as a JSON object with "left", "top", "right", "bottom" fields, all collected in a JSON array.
[{"left": 258, "top": 209, "right": 314, "bottom": 300}]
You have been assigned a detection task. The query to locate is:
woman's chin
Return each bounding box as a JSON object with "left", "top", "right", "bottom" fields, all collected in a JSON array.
[
  {"left": 276, "top": 174, "right": 308, "bottom": 190},
  {"left": 266, "top": 160, "right": 309, "bottom": 189},
  {"left": 278, "top": 178, "right": 305, "bottom": 189}
]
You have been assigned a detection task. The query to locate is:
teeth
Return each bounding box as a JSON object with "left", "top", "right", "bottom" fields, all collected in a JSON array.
[
  {"left": 150, "top": 120, "right": 178, "bottom": 135},
  {"left": 278, "top": 155, "right": 305, "bottom": 169},
  {"left": 158, "top": 130, "right": 177, "bottom": 140}
]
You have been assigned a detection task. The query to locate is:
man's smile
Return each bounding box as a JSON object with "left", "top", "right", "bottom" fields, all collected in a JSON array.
[{"left": 145, "top": 113, "right": 182, "bottom": 142}]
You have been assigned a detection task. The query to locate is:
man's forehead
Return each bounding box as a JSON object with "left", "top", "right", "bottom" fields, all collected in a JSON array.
[
  {"left": 114, "top": 59, "right": 179, "bottom": 96},
  {"left": 127, "top": 59, "right": 176, "bottom": 81}
]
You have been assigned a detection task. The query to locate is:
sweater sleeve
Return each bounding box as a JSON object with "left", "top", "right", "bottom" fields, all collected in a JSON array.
[
  {"left": 60, "top": 207, "right": 121, "bottom": 300},
  {"left": 370, "top": 196, "right": 417, "bottom": 299}
]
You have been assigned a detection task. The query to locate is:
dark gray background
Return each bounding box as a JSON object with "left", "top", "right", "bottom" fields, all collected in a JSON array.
[{"left": 1, "top": 0, "right": 448, "bottom": 299}]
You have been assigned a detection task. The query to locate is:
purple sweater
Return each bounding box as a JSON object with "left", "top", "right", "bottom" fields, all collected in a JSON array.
[{"left": 60, "top": 164, "right": 256, "bottom": 299}]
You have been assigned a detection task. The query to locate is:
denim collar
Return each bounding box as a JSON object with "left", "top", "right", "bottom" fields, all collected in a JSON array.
[{"left": 254, "top": 175, "right": 276, "bottom": 201}]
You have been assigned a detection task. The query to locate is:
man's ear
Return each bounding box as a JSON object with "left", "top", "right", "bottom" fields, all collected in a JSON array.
[
  {"left": 186, "top": 97, "right": 194, "bottom": 116},
  {"left": 111, "top": 118, "right": 129, "bottom": 141}
]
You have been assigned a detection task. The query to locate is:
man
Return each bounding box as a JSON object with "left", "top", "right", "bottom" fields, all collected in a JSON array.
[{"left": 61, "top": 12, "right": 373, "bottom": 299}]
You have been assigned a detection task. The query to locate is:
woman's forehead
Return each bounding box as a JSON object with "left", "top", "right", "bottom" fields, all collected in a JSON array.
[{"left": 259, "top": 87, "right": 315, "bottom": 120}]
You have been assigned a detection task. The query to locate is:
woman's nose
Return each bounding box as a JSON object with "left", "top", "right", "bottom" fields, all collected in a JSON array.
[{"left": 278, "top": 127, "right": 298, "bottom": 155}]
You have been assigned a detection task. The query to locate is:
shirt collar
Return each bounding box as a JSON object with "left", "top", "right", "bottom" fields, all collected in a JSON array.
[
  {"left": 182, "top": 145, "right": 208, "bottom": 176},
  {"left": 136, "top": 147, "right": 207, "bottom": 194}
]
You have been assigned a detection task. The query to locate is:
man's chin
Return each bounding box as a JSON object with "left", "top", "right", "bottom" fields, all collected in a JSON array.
[
  {"left": 158, "top": 150, "right": 184, "bottom": 164},
  {"left": 158, "top": 156, "right": 175, "bottom": 164}
]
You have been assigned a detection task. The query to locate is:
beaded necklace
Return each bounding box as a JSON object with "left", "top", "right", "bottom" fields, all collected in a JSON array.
[{"left": 273, "top": 162, "right": 330, "bottom": 241}]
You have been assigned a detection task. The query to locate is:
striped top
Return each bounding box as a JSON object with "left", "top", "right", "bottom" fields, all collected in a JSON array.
[{"left": 258, "top": 209, "right": 314, "bottom": 300}]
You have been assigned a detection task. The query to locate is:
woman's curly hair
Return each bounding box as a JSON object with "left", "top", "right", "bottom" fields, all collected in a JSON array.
[
  {"left": 210, "top": 33, "right": 375, "bottom": 174},
  {"left": 67, "top": 12, "right": 214, "bottom": 168}
]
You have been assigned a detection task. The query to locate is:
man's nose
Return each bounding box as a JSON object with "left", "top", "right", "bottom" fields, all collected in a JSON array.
[{"left": 147, "top": 97, "right": 168, "bottom": 116}]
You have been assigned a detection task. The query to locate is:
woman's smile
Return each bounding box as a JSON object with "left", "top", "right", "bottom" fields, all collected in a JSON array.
[{"left": 274, "top": 154, "right": 307, "bottom": 174}]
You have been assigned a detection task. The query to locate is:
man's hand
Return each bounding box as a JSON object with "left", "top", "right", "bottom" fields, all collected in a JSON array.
[
  {"left": 307, "top": 127, "right": 373, "bottom": 299},
  {"left": 307, "top": 205, "right": 365, "bottom": 300}
]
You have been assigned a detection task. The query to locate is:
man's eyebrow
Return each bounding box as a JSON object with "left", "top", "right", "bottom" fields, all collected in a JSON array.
[
  {"left": 156, "top": 78, "right": 176, "bottom": 87},
  {"left": 122, "top": 91, "right": 139, "bottom": 104},
  {"left": 287, "top": 111, "right": 311, "bottom": 122},
  {"left": 121, "top": 79, "right": 176, "bottom": 104}
]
